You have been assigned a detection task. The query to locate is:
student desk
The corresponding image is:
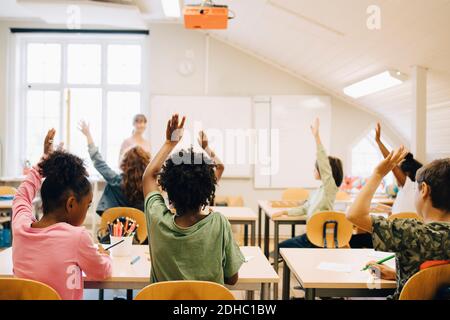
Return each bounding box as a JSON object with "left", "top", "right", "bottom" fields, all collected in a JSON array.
[
  {"left": 280, "top": 248, "right": 397, "bottom": 300},
  {"left": 0, "top": 200, "right": 12, "bottom": 210},
  {"left": 0, "top": 245, "right": 279, "bottom": 300},
  {"left": 212, "top": 206, "right": 257, "bottom": 246},
  {"left": 334, "top": 198, "right": 394, "bottom": 212},
  {"left": 257, "top": 200, "right": 307, "bottom": 300}
]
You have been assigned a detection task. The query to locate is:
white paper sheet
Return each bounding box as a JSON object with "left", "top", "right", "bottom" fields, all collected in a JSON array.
[{"left": 317, "top": 262, "right": 352, "bottom": 273}]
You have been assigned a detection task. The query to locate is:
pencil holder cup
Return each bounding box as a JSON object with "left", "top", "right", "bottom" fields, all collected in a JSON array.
[{"left": 109, "top": 235, "right": 133, "bottom": 257}]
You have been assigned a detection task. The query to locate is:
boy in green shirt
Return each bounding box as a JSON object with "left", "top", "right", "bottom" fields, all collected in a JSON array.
[
  {"left": 347, "top": 148, "right": 450, "bottom": 299},
  {"left": 142, "top": 114, "right": 244, "bottom": 285}
]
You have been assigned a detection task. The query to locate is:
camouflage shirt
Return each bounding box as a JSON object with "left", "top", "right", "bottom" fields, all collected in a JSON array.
[{"left": 371, "top": 216, "right": 450, "bottom": 299}]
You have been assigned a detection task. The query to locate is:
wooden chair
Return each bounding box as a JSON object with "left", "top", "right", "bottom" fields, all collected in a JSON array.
[
  {"left": 388, "top": 212, "right": 424, "bottom": 222},
  {"left": 214, "top": 196, "right": 244, "bottom": 207},
  {"left": 282, "top": 188, "right": 309, "bottom": 201},
  {"left": 0, "top": 278, "right": 61, "bottom": 300},
  {"left": 99, "top": 207, "right": 148, "bottom": 300},
  {"left": 100, "top": 207, "right": 147, "bottom": 244},
  {"left": 134, "top": 281, "right": 235, "bottom": 300},
  {"left": 0, "top": 186, "right": 17, "bottom": 196},
  {"left": 336, "top": 191, "right": 351, "bottom": 201},
  {"left": 306, "top": 211, "right": 354, "bottom": 248},
  {"left": 399, "top": 264, "right": 450, "bottom": 300}
]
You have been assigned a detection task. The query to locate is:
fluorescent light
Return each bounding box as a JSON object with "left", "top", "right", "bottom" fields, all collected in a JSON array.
[
  {"left": 161, "top": 0, "right": 181, "bottom": 18},
  {"left": 343, "top": 70, "right": 407, "bottom": 99}
]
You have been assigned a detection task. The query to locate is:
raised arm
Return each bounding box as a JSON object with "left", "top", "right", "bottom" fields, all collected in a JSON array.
[
  {"left": 198, "top": 131, "right": 225, "bottom": 182},
  {"left": 12, "top": 129, "right": 55, "bottom": 226},
  {"left": 375, "top": 123, "right": 407, "bottom": 187},
  {"left": 78, "top": 121, "right": 119, "bottom": 183},
  {"left": 143, "top": 114, "right": 186, "bottom": 197},
  {"left": 311, "top": 118, "right": 335, "bottom": 192},
  {"left": 347, "top": 146, "right": 408, "bottom": 232}
]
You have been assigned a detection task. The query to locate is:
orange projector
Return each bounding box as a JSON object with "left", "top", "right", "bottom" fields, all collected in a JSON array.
[{"left": 183, "top": 5, "right": 229, "bottom": 29}]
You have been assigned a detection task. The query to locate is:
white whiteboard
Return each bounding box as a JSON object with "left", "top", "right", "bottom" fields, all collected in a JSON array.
[
  {"left": 254, "top": 96, "right": 332, "bottom": 188},
  {"left": 149, "top": 96, "right": 253, "bottom": 178}
]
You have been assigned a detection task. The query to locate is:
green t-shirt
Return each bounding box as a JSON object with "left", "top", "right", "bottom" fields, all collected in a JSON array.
[{"left": 144, "top": 191, "right": 245, "bottom": 285}]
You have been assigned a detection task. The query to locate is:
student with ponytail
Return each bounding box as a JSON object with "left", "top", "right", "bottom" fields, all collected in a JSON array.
[
  {"left": 375, "top": 123, "right": 423, "bottom": 213},
  {"left": 12, "top": 129, "right": 112, "bottom": 300}
]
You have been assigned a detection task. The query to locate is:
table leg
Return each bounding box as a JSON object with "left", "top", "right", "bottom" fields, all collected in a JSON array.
[
  {"left": 245, "top": 291, "right": 255, "bottom": 300},
  {"left": 98, "top": 289, "right": 104, "bottom": 300},
  {"left": 250, "top": 221, "right": 256, "bottom": 246},
  {"left": 244, "top": 224, "right": 249, "bottom": 246},
  {"left": 305, "top": 288, "right": 316, "bottom": 300},
  {"left": 291, "top": 224, "right": 295, "bottom": 238},
  {"left": 258, "top": 206, "right": 262, "bottom": 247},
  {"left": 261, "top": 283, "right": 270, "bottom": 300},
  {"left": 126, "top": 289, "right": 133, "bottom": 300},
  {"left": 282, "top": 260, "right": 291, "bottom": 300},
  {"left": 264, "top": 214, "right": 270, "bottom": 258},
  {"left": 273, "top": 221, "right": 280, "bottom": 300}
]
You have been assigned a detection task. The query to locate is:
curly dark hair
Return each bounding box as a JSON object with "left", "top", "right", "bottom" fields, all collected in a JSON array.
[
  {"left": 38, "top": 150, "right": 91, "bottom": 214},
  {"left": 120, "top": 146, "right": 151, "bottom": 207},
  {"left": 158, "top": 147, "right": 217, "bottom": 216}
]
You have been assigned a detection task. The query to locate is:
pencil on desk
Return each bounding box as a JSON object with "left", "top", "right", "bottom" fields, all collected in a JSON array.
[
  {"left": 105, "top": 239, "right": 125, "bottom": 251},
  {"left": 130, "top": 256, "right": 140, "bottom": 265}
]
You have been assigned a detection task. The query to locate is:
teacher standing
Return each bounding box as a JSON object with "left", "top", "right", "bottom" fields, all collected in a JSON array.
[{"left": 119, "top": 114, "right": 151, "bottom": 164}]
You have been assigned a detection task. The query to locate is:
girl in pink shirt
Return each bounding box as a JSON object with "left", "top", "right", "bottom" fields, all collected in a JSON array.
[{"left": 12, "top": 129, "right": 112, "bottom": 300}]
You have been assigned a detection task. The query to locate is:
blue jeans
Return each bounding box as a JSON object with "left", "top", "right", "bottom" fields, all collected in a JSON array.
[{"left": 279, "top": 234, "right": 318, "bottom": 249}]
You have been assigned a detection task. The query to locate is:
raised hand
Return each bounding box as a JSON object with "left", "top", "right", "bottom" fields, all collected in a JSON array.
[
  {"left": 310, "top": 118, "right": 320, "bottom": 138},
  {"left": 43, "top": 129, "right": 56, "bottom": 156},
  {"left": 375, "top": 123, "right": 381, "bottom": 143},
  {"left": 166, "top": 114, "right": 186, "bottom": 144},
  {"left": 197, "top": 130, "right": 209, "bottom": 150},
  {"left": 374, "top": 146, "right": 409, "bottom": 178},
  {"left": 78, "top": 120, "right": 91, "bottom": 137}
]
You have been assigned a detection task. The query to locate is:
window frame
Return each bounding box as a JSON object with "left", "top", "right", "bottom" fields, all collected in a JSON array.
[{"left": 12, "top": 33, "right": 149, "bottom": 175}]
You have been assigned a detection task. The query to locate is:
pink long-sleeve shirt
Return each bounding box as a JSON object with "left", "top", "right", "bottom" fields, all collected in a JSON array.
[{"left": 12, "top": 167, "right": 112, "bottom": 300}]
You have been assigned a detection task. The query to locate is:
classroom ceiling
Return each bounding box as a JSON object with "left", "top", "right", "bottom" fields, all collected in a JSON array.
[{"left": 1, "top": 0, "right": 450, "bottom": 158}]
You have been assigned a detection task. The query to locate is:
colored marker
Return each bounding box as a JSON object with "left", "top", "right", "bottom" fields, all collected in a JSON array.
[{"left": 361, "top": 254, "right": 396, "bottom": 271}]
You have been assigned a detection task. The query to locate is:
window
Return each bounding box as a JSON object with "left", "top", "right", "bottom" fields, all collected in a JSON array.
[
  {"left": 15, "top": 34, "right": 148, "bottom": 174},
  {"left": 351, "top": 130, "right": 394, "bottom": 190}
]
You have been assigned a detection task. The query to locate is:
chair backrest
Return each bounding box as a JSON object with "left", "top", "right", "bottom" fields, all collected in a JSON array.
[
  {"left": 388, "top": 212, "right": 424, "bottom": 222},
  {"left": 282, "top": 188, "right": 309, "bottom": 201},
  {"left": 306, "top": 211, "right": 354, "bottom": 248},
  {"left": 0, "top": 278, "right": 61, "bottom": 300},
  {"left": 101, "top": 207, "right": 148, "bottom": 243},
  {"left": 0, "top": 186, "right": 17, "bottom": 196},
  {"left": 214, "top": 196, "right": 244, "bottom": 207},
  {"left": 134, "top": 281, "right": 236, "bottom": 300},
  {"left": 400, "top": 264, "right": 450, "bottom": 300},
  {"left": 335, "top": 191, "right": 351, "bottom": 201}
]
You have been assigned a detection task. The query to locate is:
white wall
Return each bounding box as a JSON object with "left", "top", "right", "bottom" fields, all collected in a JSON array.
[
  {"left": 146, "top": 24, "right": 403, "bottom": 237},
  {"left": 0, "top": 21, "right": 404, "bottom": 238}
]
